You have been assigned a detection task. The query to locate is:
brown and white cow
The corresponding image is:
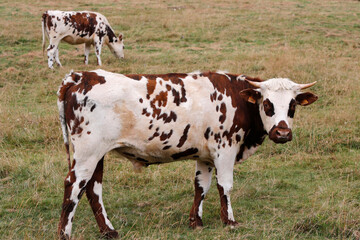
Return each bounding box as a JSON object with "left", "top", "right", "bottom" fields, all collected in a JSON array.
[
  {"left": 42, "top": 11, "right": 124, "bottom": 69},
  {"left": 57, "top": 69, "right": 318, "bottom": 239}
]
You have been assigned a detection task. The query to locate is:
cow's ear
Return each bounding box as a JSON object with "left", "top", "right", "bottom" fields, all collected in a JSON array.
[
  {"left": 119, "top": 34, "right": 123, "bottom": 41},
  {"left": 239, "top": 89, "right": 262, "bottom": 104},
  {"left": 295, "top": 92, "right": 318, "bottom": 106}
]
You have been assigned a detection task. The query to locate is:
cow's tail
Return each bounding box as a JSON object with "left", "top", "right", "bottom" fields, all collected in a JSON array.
[
  {"left": 41, "top": 12, "right": 47, "bottom": 56},
  {"left": 57, "top": 71, "right": 77, "bottom": 170}
]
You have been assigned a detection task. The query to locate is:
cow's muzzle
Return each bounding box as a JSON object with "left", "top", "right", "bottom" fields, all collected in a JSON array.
[{"left": 269, "top": 121, "right": 292, "bottom": 144}]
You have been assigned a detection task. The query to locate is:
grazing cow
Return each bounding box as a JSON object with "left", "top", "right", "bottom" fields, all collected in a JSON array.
[
  {"left": 42, "top": 11, "right": 124, "bottom": 69},
  {"left": 57, "top": 69, "right": 318, "bottom": 239}
]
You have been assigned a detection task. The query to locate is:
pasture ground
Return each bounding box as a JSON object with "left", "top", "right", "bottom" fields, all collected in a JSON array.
[{"left": 0, "top": 0, "right": 360, "bottom": 239}]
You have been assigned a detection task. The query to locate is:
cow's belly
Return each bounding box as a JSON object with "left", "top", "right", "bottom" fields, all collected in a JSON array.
[
  {"left": 62, "top": 35, "right": 92, "bottom": 45},
  {"left": 112, "top": 117, "right": 214, "bottom": 166},
  {"left": 114, "top": 144, "right": 211, "bottom": 166}
]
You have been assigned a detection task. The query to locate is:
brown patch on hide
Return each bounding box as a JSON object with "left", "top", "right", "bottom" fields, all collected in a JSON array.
[
  {"left": 146, "top": 78, "right": 157, "bottom": 97},
  {"left": 202, "top": 72, "right": 266, "bottom": 147},
  {"left": 151, "top": 91, "right": 168, "bottom": 108},
  {"left": 63, "top": 12, "right": 98, "bottom": 37},
  {"left": 160, "top": 130, "right": 173, "bottom": 141},
  {"left": 70, "top": 71, "right": 106, "bottom": 95},
  {"left": 61, "top": 72, "right": 106, "bottom": 137},
  {"left": 288, "top": 99, "right": 296, "bottom": 118},
  {"left": 105, "top": 25, "right": 117, "bottom": 42},
  {"left": 263, "top": 99, "right": 275, "bottom": 117},
  {"left": 171, "top": 148, "right": 198, "bottom": 160},
  {"left": 42, "top": 12, "right": 53, "bottom": 31},
  {"left": 127, "top": 73, "right": 188, "bottom": 106},
  {"left": 126, "top": 74, "right": 142, "bottom": 81},
  {"left": 219, "top": 102, "right": 227, "bottom": 124},
  {"left": 177, "top": 124, "right": 191, "bottom": 148},
  {"left": 204, "top": 127, "right": 211, "bottom": 140},
  {"left": 210, "top": 91, "right": 217, "bottom": 102},
  {"left": 163, "top": 145, "right": 171, "bottom": 150},
  {"left": 71, "top": 116, "right": 84, "bottom": 135}
]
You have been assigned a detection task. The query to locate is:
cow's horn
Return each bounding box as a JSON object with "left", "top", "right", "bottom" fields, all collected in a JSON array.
[
  {"left": 298, "top": 81, "right": 317, "bottom": 90},
  {"left": 246, "top": 80, "right": 262, "bottom": 88}
]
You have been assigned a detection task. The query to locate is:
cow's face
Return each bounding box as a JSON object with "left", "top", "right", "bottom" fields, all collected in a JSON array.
[
  {"left": 108, "top": 34, "right": 124, "bottom": 59},
  {"left": 240, "top": 78, "right": 318, "bottom": 144}
]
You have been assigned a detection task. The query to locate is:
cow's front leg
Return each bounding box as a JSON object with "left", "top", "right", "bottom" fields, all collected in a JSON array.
[
  {"left": 94, "top": 37, "right": 103, "bottom": 66},
  {"left": 86, "top": 157, "right": 118, "bottom": 238},
  {"left": 189, "top": 161, "right": 213, "bottom": 229},
  {"left": 214, "top": 152, "right": 239, "bottom": 227},
  {"left": 47, "top": 43, "right": 58, "bottom": 69},
  {"left": 84, "top": 42, "right": 91, "bottom": 65},
  {"left": 58, "top": 158, "right": 97, "bottom": 240}
]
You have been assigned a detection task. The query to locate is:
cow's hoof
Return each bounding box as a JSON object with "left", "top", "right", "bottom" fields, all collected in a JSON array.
[
  {"left": 189, "top": 217, "right": 203, "bottom": 229},
  {"left": 58, "top": 231, "right": 70, "bottom": 240},
  {"left": 225, "top": 220, "right": 239, "bottom": 229},
  {"left": 102, "top": 230, "right": 119, "bottom": 239}
]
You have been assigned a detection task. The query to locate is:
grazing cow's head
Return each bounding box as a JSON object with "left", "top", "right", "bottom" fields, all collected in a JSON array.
[
  {"left": 240, "top": 78, "right": 318, "bottom": 144},
  {"left": 107, "top": 33, "right": 125, "bottom": 59}
]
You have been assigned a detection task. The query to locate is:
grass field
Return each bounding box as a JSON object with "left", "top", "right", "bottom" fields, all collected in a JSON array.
[{"left": 1, "top": 0, "right": 360, "bottom": 239}]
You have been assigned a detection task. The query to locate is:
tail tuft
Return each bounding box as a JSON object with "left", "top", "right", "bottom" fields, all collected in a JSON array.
[{"left": 42, "top": 12, "right": 48, "bottom": 57}]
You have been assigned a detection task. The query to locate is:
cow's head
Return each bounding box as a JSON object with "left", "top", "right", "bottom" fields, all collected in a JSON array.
[
  {"left": 108, "top": 33, "right": 125, "bottom": 59},
  {"left": 240, "top": 78, "right": 318, "bottom": 144}
]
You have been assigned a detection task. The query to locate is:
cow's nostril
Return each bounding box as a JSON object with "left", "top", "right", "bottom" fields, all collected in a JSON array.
[{"left": 275, "top": 129, "right": 291, "bottom": 138}]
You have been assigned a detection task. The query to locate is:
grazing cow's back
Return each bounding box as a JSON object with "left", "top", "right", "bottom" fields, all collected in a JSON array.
[
  {"left": 57, "top": 69, "right": 318, "bottom": 239},
  {"left": 42, "top": 11, "right": 124, "bottom": 69}
]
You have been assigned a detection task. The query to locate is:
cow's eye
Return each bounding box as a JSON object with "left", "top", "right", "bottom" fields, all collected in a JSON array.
[
  {"left": 263, "top": 99, "right": 275, "bottom": 117},
  {"left": 288, "top": 99, "right": 296, "bottom": 118}
]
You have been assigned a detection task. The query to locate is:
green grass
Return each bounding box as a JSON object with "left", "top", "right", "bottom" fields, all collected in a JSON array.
[{"left": 1, "top": 0, "right": 360, "bottom": 239}]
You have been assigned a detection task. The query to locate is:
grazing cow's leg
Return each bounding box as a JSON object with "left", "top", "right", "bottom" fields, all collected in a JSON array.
[
  {"left": 214, "top": 152, "right": 239, "bottom": 227},
  {"left": 86, "top": 157, "right": 118, "bottom": 238},
  {"left": 55, "top": 48, "right": 62, "bottom": 67},
  {"left": 58, "top": 156, "right": 101, "bottom": 240},
  {"left": 189, "top": 161, "right": 213, "bottom": 229},
  {"left": 94, "top": 37, "right": 103, "bottom": 66},
  {"left": 47, "top": 39, "right": 60, "bottom": 69},
  {"left": 84, "top": 42, "right": 91, "bottom": 65}
]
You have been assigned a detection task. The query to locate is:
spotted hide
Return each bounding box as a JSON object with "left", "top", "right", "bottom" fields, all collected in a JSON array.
[
  {"left": 57, "top": 69, "right": 318, "bottom": 239},
  {"left": 42, "top": 11, "right": 124, "bottom": 69}
]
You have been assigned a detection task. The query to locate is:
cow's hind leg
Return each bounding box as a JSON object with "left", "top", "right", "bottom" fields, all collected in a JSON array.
[
  {"left": 94, "top": 37, "right": 103, "bottom": 66},
  {"left": 189, "top": 161, "right": 213, "bottom": 229},
  {"left": 84, "top": 42, "right": 91, "bottom": 65},
  {"left": 86, "top": 157, "right": 118, "bottom": 238},
  {"left": 58, "top": 156, "right": 101, "bottom": 240}
]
